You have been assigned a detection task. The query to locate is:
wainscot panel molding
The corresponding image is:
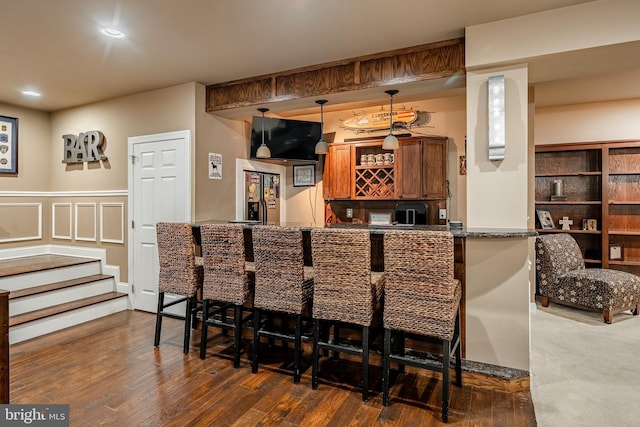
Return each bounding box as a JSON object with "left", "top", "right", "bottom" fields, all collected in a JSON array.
[
  {"left": 52, "top": 203, "right": 73, "bottom": 240},
  {"left": 75, "top": 203, "right": 97, "bottom": 242},
  {"left": 0, "top": 203, "right": 42, "bottom": 243},
  {"left": 100, "top": 202, "right": 125, "bottom": 244}
]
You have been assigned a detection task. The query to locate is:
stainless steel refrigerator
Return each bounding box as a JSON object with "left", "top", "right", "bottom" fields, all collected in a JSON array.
[{"left": 244, "top": 171, "right": 281, "bottom": 225}]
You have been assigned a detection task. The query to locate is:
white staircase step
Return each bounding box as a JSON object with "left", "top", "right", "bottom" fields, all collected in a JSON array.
[
  {"left": 9, "top": 293, "right": 128, "bottom": 344},
  {"left": 0, "top": 255, "right": 102, "bottom": 292},
  {"left": 9, "top": 274, "right": 116, "bottom": 316},
  {"left": 0, "top": 254, "right": 129, "bottom": 344}
]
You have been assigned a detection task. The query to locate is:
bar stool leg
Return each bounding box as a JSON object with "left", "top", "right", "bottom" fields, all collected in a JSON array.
[
  {"left": 154, "top": 292, "right": 165, "bottom": 347},
  {"left": 190, "top": 295, "right": 199, "bottom": 330},
  {"left": 199, "top": 300, "right": 210, "bottom": 359},
  {"left": 455, "top": 310, "right": 462, "bottom": 386},
  {"left": 252, "top": 308, "right": 261, "bottom": 374},
  {"left": 442, "top": 338, "right": 451, "bottom": 423},
  {"left": 382, "top": 328, "right": 391, "bottom": 406},
  {"left": 294, "top": 314, "right": 302, "bottom": 383},
  {"left": 361, "top": 325, "right": 369, "bottom": 401},
  {"left": 183, "top": 296, "right": 193, "bottom": 354},
  {"left": 233, "top": 304, "right": 242, "bottom": 368},
  {"left": 312, "top": 319, "right": 320, "bottom": 390}
]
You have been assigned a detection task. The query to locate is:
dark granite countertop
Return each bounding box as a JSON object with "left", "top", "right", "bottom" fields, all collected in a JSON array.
[{"left": 193, "top": 220, "right": 537, "bottom": 238}]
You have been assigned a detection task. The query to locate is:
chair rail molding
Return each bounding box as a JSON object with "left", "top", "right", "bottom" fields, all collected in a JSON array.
[{"left": 0, "top": 190, "right": 128, "bottom": 197}]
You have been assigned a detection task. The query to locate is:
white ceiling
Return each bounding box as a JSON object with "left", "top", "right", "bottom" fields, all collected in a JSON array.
[{"left": 2, "top": 0, "right": 638, "bottom": 114}]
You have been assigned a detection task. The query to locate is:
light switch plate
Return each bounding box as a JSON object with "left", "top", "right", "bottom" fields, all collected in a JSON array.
[{"left": 439, "top": 209, "right": 447, "bottom": 220}]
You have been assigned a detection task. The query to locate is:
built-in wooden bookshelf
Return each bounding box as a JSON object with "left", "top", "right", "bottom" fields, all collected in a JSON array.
[{"left": 535, "top": 140, "right": 640, "bottom": 274}]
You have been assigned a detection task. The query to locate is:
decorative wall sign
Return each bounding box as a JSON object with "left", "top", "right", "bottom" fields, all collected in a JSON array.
[
  {"left": 0, "top": 115, "right": 18, "bottom": 174},
  {"left": 208, "top": 152, "right": 222, "bottom": 179},
  {"left": 62, "top": 131, "right": 107, "bottom": 163},
  {"left": 342, "top": 109, "right": 417, "bottom": 133},
  {"left": 340, "top": 109, "right": 433, "bottom": 134}
]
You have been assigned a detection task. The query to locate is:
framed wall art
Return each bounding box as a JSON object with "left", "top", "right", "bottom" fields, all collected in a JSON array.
[
  {"left": 609, "top": 243, "right": 624, "bottom": 261},
  {"left": 293, "top": 164, "right": 315, "bottom": 187},
  {"left": 0, "top": 115, "right": 18, "bottom": 175},
  {"left": 536, "top": 209, "right": 555, "bottom": 229}
]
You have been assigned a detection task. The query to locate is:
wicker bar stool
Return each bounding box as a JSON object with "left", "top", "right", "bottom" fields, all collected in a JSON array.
[
  {"left": 310, "top": 228, "right": 384, "bottom": 401},
  {"left": 154, "top": 222, "right": 203, "bottom": 354},
  {"left": 251, "top": 225, "right": 314, "bottom": 383},
  {"left": 382, "top": 230, "right": 462, "bottom": 423},
  {"left": 199, "top": 224, "right": 255, "bottom": 368}
]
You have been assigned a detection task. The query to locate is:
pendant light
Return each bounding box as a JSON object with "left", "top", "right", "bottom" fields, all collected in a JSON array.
[
  {"left": 256, "top": 107, "right": 271, "bottom": 158},
  {"left": 315, "top": 99, "right": 329, "bottom": 155},
  {"left": 382, "top": 89, "right": 399, "bottom": 150}
]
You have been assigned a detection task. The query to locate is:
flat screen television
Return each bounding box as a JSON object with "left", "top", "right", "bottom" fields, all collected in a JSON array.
[{"left": 250, "top": 116, "right": 321, "bottom": 162}]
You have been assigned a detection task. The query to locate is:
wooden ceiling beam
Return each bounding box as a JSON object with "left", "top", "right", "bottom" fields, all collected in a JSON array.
[{"left": 206, "top": 37, "right": 465, "bottom": 112}]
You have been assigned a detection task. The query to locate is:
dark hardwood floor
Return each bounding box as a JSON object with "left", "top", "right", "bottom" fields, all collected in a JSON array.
[{"left": 9, "top": 311, "right": 536, "bottom": 426}]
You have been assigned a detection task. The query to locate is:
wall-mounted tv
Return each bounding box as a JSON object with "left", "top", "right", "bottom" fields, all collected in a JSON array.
[{"left": 250, "top": 116, "right": 321, "bottom": 162}]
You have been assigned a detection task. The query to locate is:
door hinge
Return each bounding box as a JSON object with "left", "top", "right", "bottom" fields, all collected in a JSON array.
[
  {"left": 131, "top": 220, "right": 134, "bottom": 229},
  {"left": 130, "top": 155, "right": 136, "bottom": 165},
  {"left": 131, "top": 283, "right": 134, "bottom": 292}
]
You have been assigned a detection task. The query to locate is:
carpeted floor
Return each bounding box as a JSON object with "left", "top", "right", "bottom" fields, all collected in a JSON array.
[{"left": 530, "top": 299, "right": 640, "bottom": 427}]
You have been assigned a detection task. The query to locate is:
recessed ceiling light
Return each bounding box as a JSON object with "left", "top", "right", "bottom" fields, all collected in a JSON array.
[
  {"left": 22, "top": 90, "right": 41, "bottom": 97},
  {"left": 101, "top": 27, "right": 125, "bottom": 38}
]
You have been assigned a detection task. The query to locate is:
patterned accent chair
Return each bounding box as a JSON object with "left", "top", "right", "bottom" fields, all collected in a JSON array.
[{"left": 535, "top": 233, "right": 640, "bottom": 323}]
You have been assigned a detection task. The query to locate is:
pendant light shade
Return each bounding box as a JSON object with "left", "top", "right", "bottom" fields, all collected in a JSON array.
[
  {"left": 256, "top": 107, "right": 271, "bottom": 158},
  {"left": 315, "top": 99, "right": 329, "bottom": 155},
  {"left": 382, "top": 89, "right": 399, "bottom": 150}
]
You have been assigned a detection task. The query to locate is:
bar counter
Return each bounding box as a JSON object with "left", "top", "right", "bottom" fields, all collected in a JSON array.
[{"left": 193, "top": 220, "right": 537, "bottom": 363}]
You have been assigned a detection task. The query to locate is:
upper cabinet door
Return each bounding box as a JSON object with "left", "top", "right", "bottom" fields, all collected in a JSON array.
[
  {"left": 397, "top": 139, "right": 423, "bottom": 199},
  {"left": 328, "top": 144, "right": 352, "bottom": 199},
  {"left": 422, "top": 138, "right": 447, "bottom": 199},
  {"left": 397, "top": 138, "right": 447, "bottom": 199}
]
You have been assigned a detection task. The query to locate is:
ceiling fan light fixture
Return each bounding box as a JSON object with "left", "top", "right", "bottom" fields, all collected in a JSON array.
[
  {"left": 315, "top": 99, "right": 329, "bottom": 155},
  {"left": 382, "top": 89, "right": 399, "bottom": 150},
  {"left": 256, "top": 107, "right": 271, "bottom": 158}
]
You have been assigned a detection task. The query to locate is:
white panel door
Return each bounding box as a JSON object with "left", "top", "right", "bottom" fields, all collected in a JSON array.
[{"left": 128, "top": 130, "right": 191, "bottom": 312}]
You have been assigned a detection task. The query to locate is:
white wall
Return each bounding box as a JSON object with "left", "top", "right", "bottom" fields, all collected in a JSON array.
[
  {"left": 466, "top": 65, "right": 529, "bottom": 229},
  {"left": 466, "top": 0, "right": 640, "bottom": 69},
  {"left": 464, "top": 64, "right": 531, "bottom": 371},
  {"left": 536, "top": 98, "right": 640, "bottom": 145}
]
